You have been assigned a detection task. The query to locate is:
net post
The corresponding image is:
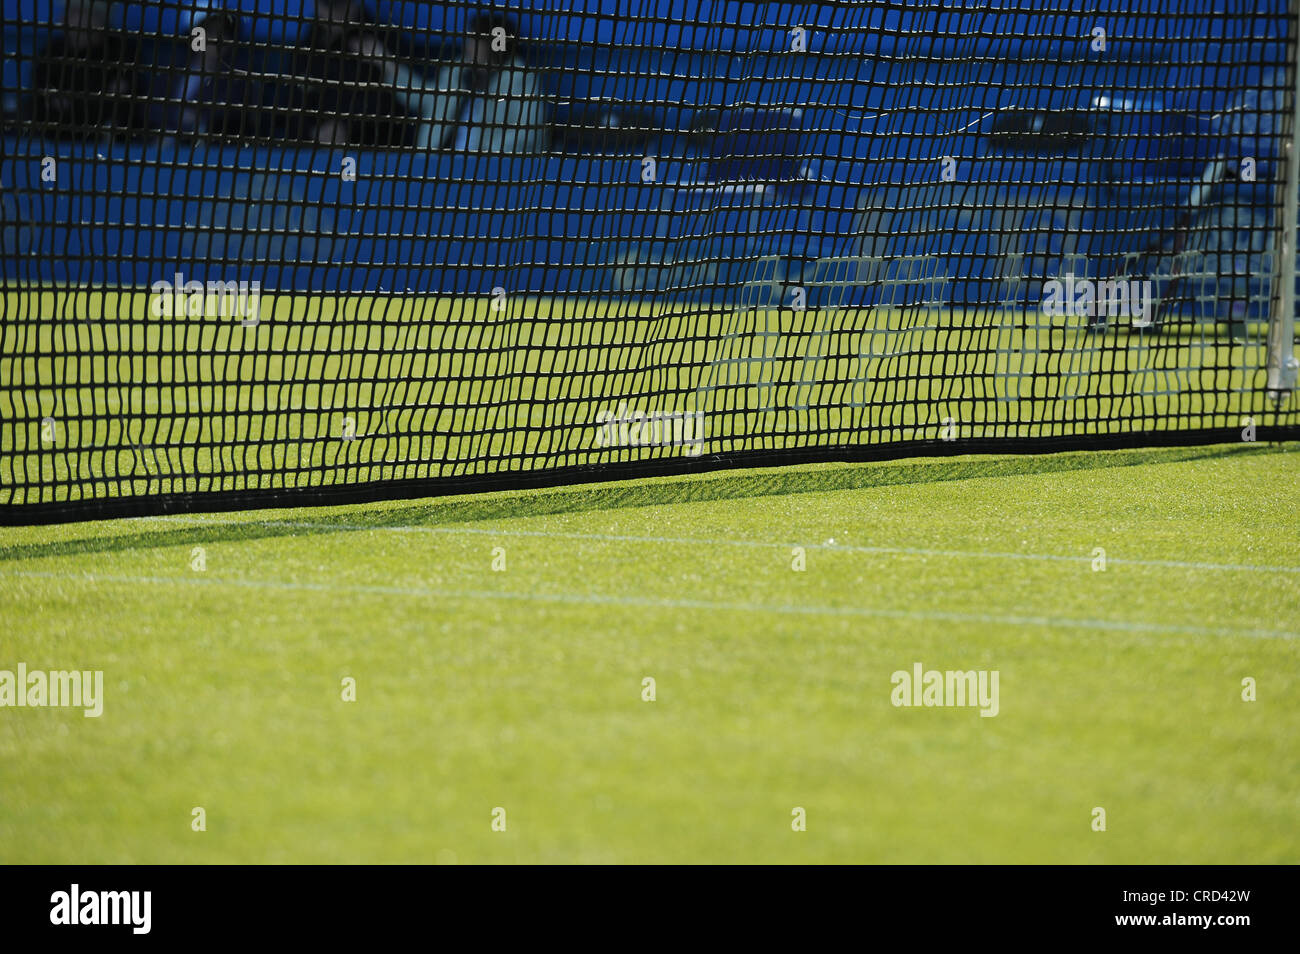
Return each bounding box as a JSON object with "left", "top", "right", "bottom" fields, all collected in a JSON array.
[{"left": 1267, "top": 0, "right": 1300, "bottom": 401}]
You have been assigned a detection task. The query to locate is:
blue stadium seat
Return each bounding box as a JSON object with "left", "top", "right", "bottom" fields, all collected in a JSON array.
[
  {"left": 115, "top": 2, "right": 215, "bottom": 35},
  {"left": 115, "top": 1, "right": 322, "bottom": 43}
]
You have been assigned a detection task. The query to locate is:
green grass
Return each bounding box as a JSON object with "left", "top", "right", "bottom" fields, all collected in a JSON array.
[{"left": 2, "top": 442, "right": 1298, "bottom": 863}]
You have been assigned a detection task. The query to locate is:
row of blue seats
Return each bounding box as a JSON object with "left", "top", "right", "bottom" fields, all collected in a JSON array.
[
  {"left": 7, "top": 0, "right": 1288, "bottom": 54},
  {"left": 3, "top": 2, "right": 1286, "bottom": 157}
]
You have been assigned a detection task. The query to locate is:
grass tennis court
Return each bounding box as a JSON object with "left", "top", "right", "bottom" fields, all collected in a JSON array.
[
  {"left": 1, "top": 443, "right": 1297, "bottom": 863},
  {"left": 0, "top": 290, "right": 1285, "bottom": 507}
]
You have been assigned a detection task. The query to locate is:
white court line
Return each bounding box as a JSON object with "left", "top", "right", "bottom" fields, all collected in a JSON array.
[
  {"left": 1, "top": 568, "right": 1296, "bottom": 641},
  {"left": 139, "top": 516, "right": 1300, "bottom": 575}
]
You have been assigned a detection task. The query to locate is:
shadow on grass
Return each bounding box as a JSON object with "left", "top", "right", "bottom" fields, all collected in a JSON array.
[{"left": 0, "top": 443, "right": 1284, "bottom": 564}]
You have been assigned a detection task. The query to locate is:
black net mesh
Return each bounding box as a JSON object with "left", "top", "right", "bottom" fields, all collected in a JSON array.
[{"left": 2, "top": 1, "right": 1298, "bottom": 522}]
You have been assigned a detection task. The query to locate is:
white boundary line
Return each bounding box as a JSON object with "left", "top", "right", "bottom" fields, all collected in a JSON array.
[
  {"left": 2, "top": 568, "right": 1296, "bottom": 640},
  {"left": 139, "top": 516, "right": 1300, "bottom": 575}
]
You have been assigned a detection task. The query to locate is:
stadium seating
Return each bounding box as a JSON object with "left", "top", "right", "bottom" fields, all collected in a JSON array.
[{"left": 0, "top": 0, "right": 1290, "bottom": 311}]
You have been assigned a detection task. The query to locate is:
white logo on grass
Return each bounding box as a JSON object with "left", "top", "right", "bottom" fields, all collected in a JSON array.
[
  {"left": 50, "top": 885, "right": 150, "bottom": 934},
  {"left": 1041, "top": 275, "right": 1153, "bottom": 326},
  {"left": 0, "top": 663, "right": 103, "bottom": 717},
  {"left": 593, "top": 403, "right": 706, "bottom": 456},
  {"left": 890, "top": 662, "right": 999, "bottom": 717},
  {"left": 150, "top": 270, "right": 261, "bottom": 325}
]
